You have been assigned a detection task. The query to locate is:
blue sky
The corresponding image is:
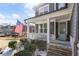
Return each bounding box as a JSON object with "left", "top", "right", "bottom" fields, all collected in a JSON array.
[{"left": 0, "top": 3, "right": 37, "bottom": 25}]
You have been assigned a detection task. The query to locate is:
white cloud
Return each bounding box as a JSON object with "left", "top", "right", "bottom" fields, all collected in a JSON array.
[
  {"left": 24, "top": 3, "right": 38, "bottom": 9},
  {"left": 12, "top": 13, "right": 21, "bottom": 19},
  {"left": 0, "top": 13, "right": 20, "bottom": 25},
  {"left": 0, "top": 13, "right": 5, "bottom": 20},
  {"left": 24, "top": 3, "right": 36, "bottom": 18}
]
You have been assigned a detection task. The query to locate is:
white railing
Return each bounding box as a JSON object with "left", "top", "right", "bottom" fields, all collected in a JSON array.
[
  {"left": 50, "top": 34, "right": 55, "bottom": 42},
  {"left": 29, "top": 33, "right": 47, "bottom": 41}
]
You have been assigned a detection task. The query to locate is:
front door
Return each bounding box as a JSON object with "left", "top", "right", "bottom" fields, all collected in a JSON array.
[{"left": 58, "top": 22, "right": 67, "bottom": 41}]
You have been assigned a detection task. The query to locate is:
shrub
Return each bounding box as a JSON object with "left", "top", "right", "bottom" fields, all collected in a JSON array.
[
  {"left": 8, "top": 41, "right": 17, "bottom": 49},
  {"left": 31, "top": 40, "right": 36, "bottom": 44},
  {"left": 29, "top": 44, "right": 36, "bottom": 53},
  {"left": 24, "top": 41, "right": 30, "bottom": 50},
  {"left": 14, "top": 50, "right": 33, "bottom": 56},
  {"left": 24, "top": 42, "right": 36, "bottom": 53},
  {"left": 35, "top": 40, "right": 47, "bottom": 51}
]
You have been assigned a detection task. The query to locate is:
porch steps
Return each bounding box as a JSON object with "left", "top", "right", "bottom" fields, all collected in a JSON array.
[{"left": 47, "top": 45, "right": 72, "bottom": 56}]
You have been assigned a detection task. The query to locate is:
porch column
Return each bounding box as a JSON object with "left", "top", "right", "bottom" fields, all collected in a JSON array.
[
  {"left": 47, "top": 18, "right": 50, "bottom": 44},
  {"left": 54, "top": 20, "right": 56, "bottom": 40},
  {"left": 27, "top": 21, "right": 30, "bottom": 42}
]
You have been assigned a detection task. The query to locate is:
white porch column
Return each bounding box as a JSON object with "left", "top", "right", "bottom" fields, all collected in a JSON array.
[
  {"left": 47, "top": 18, "right": 50, "bottom": 44},
  {"left": 54, "top": 20, "right": 56, "bottom": 40},
  {"left": 27, "top": 21, "right": 29, "bottom": 38}
]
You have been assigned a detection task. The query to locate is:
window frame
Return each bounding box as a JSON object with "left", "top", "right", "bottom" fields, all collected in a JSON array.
[
  {"left": 38, "top": 4, "right": 49, "bottom": 15},
  {"left": 39, "top": 24, "right": 43, "bottom": 33},
  {"left": 44, "top": 23, "right": 47, "bottom": 33}
]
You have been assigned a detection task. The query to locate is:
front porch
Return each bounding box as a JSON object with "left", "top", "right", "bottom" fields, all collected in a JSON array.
[{"left": 27, "top": 13, "right": 71, "bottom": 47}]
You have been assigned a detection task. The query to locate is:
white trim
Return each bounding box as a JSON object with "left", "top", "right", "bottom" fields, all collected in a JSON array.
[
  {"left": 57, "top": 19, "right": 70, "bottom": 22},
  {"left": 54, "top": 3, "right": 56, "bottom": 10},
  {"left": 35, "top": 21, "right": 47, "bottom": 24},
  {"left": 58, "top": 22, "right": 60, "bottom": 35},
  {"left": 66, "top": 21, "right": 68, "bottom": 34},
  {"left": 54, "top": 20, "right": 56, "bottom": 40},
  {"left": 47, "top": 18, "right": 50, "bottom": 44}
]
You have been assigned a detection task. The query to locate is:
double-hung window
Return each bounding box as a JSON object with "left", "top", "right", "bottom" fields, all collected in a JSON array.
[
  {"left": 44, "top": 5, "right": 49, "bottom": 13},
  {"left": 39, "top": 7, "right": 44, "bottom": 15},
  {"left": 44, "top": 23, "right": 47, "bottom": 33},
  {"left": 39, "top": 4, "right": 49, "bottom": 15},
  {"left": 40, "top": 24, "right": 43, "bottom": 33}
]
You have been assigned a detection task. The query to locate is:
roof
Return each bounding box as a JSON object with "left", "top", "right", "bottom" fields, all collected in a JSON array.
[{"left": 24, "top": 7, "right": 67, "bottom": 21}]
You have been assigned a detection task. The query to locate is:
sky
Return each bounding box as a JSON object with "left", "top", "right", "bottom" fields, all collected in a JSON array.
[{"left": 0, "top": 3, "right": 38, "bottom": 25}]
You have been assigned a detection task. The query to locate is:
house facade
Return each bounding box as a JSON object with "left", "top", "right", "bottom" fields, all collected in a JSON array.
[{"left": 25, "top": 3, "right": 73, "bottom": 48}]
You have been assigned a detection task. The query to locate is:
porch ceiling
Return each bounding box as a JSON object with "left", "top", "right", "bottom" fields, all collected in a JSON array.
[
  {"left": 27, "top": 8, "right": 72, "bottom": 23},
  {"left": 50, "top": 13, "right": 72, "bottom": 21}
]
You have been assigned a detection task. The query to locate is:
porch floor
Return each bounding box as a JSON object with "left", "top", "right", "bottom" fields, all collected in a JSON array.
[{"left": 47, "top": 44, "right": 72, "bottom": 56}]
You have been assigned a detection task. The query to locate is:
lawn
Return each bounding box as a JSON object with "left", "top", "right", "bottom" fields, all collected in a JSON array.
[{"left": 0, "top": 37, "right": 19, "bottom": 49}]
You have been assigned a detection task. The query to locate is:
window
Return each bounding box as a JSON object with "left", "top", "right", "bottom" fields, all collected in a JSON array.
[
  {"left": 39, "top": 7, "right": 44, "bottom": 15},
  {"left": 39, "top": 5, "right": 49, "bottom": 15},
  {"left": 40, "top": 24, "right": 43, "bottom": 33},
  {"left": 36, "top": 24, "right": 38, "bottom": 33},
  {"left": 50, "top": 22, "right": 54, "bottom": 34},
  {"left": 29, "top": 26, "right": 35, "bottom": 33},
  {"left": 44, "top": 23, "right": 47, "bottom": 33},
  {"left": 38, "top": 23, "right": 47, "bottom": 33},
  {"left": 58, "top": 3, "right": 67, "bottom": 9},
  {"left": 44, "top": 5, "right": 49, "bottom": 13},
  {"left": 29, "top": 23, "right": 35, "bottom": 33}
]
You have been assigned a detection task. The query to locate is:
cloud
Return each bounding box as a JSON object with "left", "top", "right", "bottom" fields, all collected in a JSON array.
[
  {"left": 0, "top": 13, "right": 20, "bottom": 25},
  {"left": 24, "top": 3, "right": 38, "bottom": 9},
  {"left": 0, "top": 13, "right": 5, "bottom": 20},
  {"left": 12, "top": 13, "right": 21, "bottom": 19},
  {"left": 0, "top": 13, "right": 10, "bottom": 25},
  {"left": 24, "top": 3, "right": 36, "bottom": 18}
]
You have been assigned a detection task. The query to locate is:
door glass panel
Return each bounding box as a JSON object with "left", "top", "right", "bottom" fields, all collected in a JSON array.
[
  {"left": 58, "top": 22, "right": 66, "bottom": 41},
  {"left": 60, "top": 22, "right": 66, "bottom": 34}
]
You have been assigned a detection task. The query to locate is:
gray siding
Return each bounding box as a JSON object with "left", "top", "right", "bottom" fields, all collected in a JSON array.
[
  {"left": 34, "top": 3, "right": 67, "bottom": 16},
  {"left": 35, "top": 3, "right": 55, "bottom": 16}
]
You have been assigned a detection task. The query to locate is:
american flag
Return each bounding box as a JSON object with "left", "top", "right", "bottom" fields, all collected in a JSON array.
[{"left": 15, "top": 20, "right": 24, "bottom": 34}]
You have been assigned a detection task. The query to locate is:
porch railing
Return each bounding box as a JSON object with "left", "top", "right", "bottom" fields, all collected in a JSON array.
[{"left": 29, "top": 33, "right": 47, "bottom": 41}]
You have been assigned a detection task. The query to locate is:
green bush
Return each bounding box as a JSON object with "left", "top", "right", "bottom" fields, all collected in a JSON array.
[
  {"left": 24, "top": 42, "right": 36, "bottom": 53},
  {"left": 8, "top": 41, "right": 17, "bottom": 49},
  {"left": 31, "top": 40, "right": 36, "bottom": 44},
  {"left": 14, "top": 50, "right": 33, "bottom": 56},
  {"left": 29, "top": 44, "right": 36, "bottom": 53},
  {"left": 32, "top": 40, "right": 47, "bottom": 50},
  {"left": 24, "top": 41, "right": 30, "bottom": 50}
]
